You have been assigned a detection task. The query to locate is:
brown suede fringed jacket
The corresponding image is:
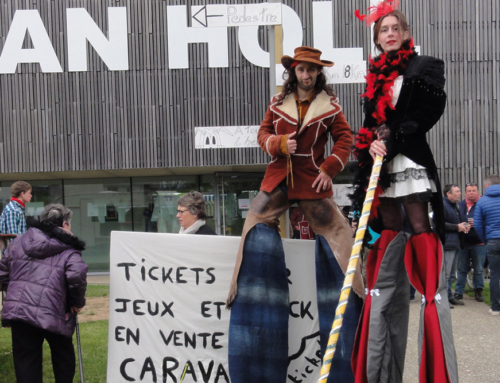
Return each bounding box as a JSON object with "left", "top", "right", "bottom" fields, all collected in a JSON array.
[{"left": 258, "top": 90, "right": 353, "bottom": 200}]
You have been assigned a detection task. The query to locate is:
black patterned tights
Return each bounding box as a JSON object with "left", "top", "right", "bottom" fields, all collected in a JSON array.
[{"left": 378, "top": 196, "right": 432, "bottom": 234}]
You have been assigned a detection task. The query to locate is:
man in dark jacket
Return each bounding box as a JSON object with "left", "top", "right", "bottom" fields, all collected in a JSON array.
[
  {"left": 0, "top": 204, "right": 88, "bottom": 383},
  {"left": 474, "top": 175, "right": 500, "bottom": 315},
  {"left": 443, "top": 184, "right": 468, "bottom": 306},
  {"left": 455, "top": 182, "right": 487, "bottom": 302}
]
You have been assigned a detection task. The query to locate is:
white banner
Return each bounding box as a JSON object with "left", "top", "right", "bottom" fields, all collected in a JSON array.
[
  {"left": 107, "top": 232, "right": 321, "bottom": 383},
  {"left": 332, "top": 184, "right": 354, "bottom": 207},
  {"left": 195, "top": 126, "right": 260, "bottom": 149}
]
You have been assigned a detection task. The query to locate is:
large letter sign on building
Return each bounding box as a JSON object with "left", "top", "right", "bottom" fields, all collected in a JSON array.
[
  {"left": 0, "top": 7, "right": 128, "bottom": 74},
  {"left": 167, "top": 6, "right": 229, "bottom": 69},
  {"left": 0, "top": 2, "right": 366, "bottom": 76},
  {"left": 0, "top": 10, "right": 63, "bottom": 73},
  {"left": 67, "top": 7, "right": 129, "bottom": 72}
]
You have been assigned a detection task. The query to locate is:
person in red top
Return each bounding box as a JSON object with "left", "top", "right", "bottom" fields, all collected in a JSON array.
[
  {"left": 227, "top": 47, "right": 364, "bottom": 382},
  {"left": 0, "top": 181, "right": 32, "bottom": 236},
  {"left": 456, "top": 182, "right": 487, "bottom": 302}
]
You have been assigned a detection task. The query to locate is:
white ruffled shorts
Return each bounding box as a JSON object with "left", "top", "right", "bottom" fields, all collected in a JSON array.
[{"left": 379, "top": 154, "right": 437, "bottom": 199}]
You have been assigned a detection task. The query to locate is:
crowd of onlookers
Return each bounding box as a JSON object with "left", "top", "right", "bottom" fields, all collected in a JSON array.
[
  {"left": 1, "top": 175, "right": 499, "bottom": 380},
  {"left": 443, "top": 176, "right": 500, "bottom": 315}
]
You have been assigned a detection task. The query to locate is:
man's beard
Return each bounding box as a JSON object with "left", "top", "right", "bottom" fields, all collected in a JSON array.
[{"left": 297, "top": 78, "right": 316, "bottom": 91}]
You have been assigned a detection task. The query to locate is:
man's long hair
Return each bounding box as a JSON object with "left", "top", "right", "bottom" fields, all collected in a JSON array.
[{"left": 279, "top": 66, "right": 335, "bottom": 100}]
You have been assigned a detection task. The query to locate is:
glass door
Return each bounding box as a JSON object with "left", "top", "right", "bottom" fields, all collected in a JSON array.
[{"left": 216, "top": 173, "right": 263, "bottom": 236}]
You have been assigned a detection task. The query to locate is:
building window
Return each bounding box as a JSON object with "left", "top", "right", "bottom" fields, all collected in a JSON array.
[
  {"left": 64, "top": 178, "right": 132, "bottom": 272},
  {"left": 200, "top": 175, "right": 216, "bottom": 233},
  {"left": 0, "top": 173, "right": 265, "bottom": 271},
  {"left": 131, "top": 176, "right": 198, "bottom": 234}
]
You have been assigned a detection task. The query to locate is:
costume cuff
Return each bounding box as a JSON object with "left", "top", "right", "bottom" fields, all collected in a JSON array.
[
  {"left": 265, "top": 134, "right": 286, "bottom": 157},
  {"left": 321, "top": 154, "right": 345, "bottom": 178},
  {"left": 280, "top": 135, "right": 289, "bottom": 155}
]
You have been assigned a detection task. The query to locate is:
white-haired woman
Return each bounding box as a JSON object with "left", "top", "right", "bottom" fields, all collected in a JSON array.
[
  {"left": 177, "top": 191, "right": 216, "bottom": 235},
  {"left": 0, "top": 204, "right": 87, "bottom": 382}
]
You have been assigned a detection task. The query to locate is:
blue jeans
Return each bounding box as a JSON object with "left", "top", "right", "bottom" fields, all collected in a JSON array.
[
  {"left": 444, "top": 248, "right": 460, "bottom": 299},
  {"left": 455, "top": 245, "right": 487, "bottom": 294},
  {"left": 486, "top": 240, "right": 500, "bottom": 311},
  {"left": 410, "top": 284, "right": 416, "bottom": 300}
]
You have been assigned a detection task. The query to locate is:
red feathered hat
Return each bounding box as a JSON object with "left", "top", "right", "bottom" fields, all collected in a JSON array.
[{"left": 355, "top": 0, "right": 400, "bottom": 26}]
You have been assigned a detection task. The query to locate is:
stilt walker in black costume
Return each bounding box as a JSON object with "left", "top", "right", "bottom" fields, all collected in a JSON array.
[{"left": 350, "top": 1, "right": 458, "bottom": 382}]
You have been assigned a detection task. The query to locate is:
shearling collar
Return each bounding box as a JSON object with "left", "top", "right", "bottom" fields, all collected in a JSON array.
[
  {"left": 26, "top": 216, "right": 86, "bottom": 251},
  {"left": 270, "top": 90, "right": 342, "bottom": 134}
]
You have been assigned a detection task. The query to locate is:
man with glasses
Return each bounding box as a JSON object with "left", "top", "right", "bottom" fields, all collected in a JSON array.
[{"left": 455, "top": 182, "right": 487, "bottom": 302}]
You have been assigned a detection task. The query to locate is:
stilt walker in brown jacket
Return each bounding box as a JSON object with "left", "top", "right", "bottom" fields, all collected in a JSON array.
[{"left": 227, "top": 46, "right": 365, "bottom": 383}]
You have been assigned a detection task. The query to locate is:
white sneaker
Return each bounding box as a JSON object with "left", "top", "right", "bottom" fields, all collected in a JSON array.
[{"left": 489, "top": 309, "right": 500, "bottom": 316}]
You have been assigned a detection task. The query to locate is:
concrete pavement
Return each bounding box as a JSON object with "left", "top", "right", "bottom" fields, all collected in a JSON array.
[{"left": 404, "top": 293, "right": 498, "bottom": 383}]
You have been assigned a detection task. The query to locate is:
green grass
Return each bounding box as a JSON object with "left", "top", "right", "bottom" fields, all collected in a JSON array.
[
  {"left": 86, "top": 284, "right": 110, "bottom": 298},
  {"left": 0, "top": 320, "right": 108, "bottom": 383},
  {"left": 465, "top": 281, "right": 491, "bottom": 306}
]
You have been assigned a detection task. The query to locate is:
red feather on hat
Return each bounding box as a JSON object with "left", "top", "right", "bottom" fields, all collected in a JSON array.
[
  {"left": 355, "top": 0, "right": 400, "bottom": 26},
  {"left": 354, "top": 9, "right": 366, "bottom": 21}
]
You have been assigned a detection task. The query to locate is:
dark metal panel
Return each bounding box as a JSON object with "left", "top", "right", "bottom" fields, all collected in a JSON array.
[{"left": 0, "top": 0, "right": 498, "bottom": 194}]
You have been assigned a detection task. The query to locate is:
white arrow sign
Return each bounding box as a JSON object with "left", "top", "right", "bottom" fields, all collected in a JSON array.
[{"left": 192, "top": 3, "right": 282, "bottom": 28}]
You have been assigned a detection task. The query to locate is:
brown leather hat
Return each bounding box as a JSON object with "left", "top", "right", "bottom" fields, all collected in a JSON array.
[{"left": 281, "top": 46, "right": 334, "bottom": 70}]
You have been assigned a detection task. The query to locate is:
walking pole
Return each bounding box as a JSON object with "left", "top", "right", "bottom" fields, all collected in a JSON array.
[
  {"left": 75, "top": 314, "right": 85, "bottom": 383},
  {"left": 317, "top": 154, "right": 383, "bottom": 383}
]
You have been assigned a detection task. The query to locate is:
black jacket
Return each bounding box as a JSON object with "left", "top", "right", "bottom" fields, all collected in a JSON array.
[
  {"left": 458, "top": 199, "right": 483, "bottom": 245},
  {"left": 443, "top": 197, "right": 464, "bottom": 250},
  {"left": 352, "top": 54, "right": 447, "bottom": 242},
  {"left": 194, "top": 224, "right": 217, "bottom": 235}
]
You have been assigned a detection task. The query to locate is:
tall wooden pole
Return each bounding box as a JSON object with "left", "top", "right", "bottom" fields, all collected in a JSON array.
[
  {"left": 317, "top": 154, "right": 384, "bottom": 383},
  {"left": 269, "top": 0, "right": 287, "bottom": 238}
]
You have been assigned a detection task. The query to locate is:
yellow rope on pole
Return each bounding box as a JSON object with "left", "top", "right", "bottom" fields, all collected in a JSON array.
[{"left": 317, "top": 154, "right": 383, "bottom": 383}]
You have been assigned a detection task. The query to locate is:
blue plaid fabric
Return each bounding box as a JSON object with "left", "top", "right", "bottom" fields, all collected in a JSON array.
[
  {"left": 229, "top": 224, "right": 289, "bottom": 383},
  {"left": 0, "top": 200, "right": 27, "bottom": 235},
  {"left": 315, "top": 235, "right": 363, "bottom": 383},
  {"left": 228, "top": 224, "right": 363, "bottom": 382}
]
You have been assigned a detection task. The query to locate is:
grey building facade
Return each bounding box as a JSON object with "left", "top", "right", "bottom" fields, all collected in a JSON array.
[{"left": 0, "top": 0, "right": 498, "bottom": 270}]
